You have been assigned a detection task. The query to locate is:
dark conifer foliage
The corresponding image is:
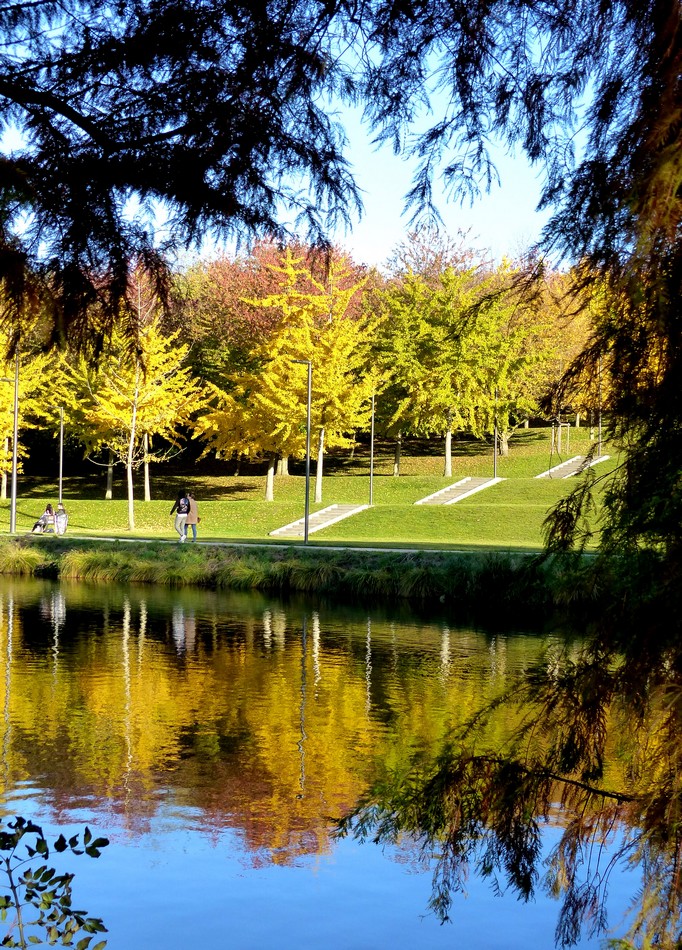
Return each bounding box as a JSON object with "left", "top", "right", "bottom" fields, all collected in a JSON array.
[
  {"left": 358, "top": 0, "right": 679, "bottom": 265},
  {"left": 0, "top": 0, "right": 360, "bottom": 346},
  {"left": 356, "top": 0, "right": 682, "bottom": 556},
  {"left": 335, "top": 4, "right": 682, "bottom": 944}
]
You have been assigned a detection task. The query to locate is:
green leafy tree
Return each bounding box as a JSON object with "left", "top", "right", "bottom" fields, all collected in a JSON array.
[
  {"left": 460, "top": 261, "right": 559, "bottom": 456},
  {"left": 374, "top": 266, "right": 483, "bottom": 476}
]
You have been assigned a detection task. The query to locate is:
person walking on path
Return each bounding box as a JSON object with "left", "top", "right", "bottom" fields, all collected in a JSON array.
[
  {"left": 185, "top": 492, "right": 199, "bottom": 542},
  {"left": 170, "top": 490, "right": 190, "bottom": 541}
]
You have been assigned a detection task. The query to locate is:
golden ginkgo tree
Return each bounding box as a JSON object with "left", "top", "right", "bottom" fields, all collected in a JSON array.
[
  {"left": 0, "top": 346, "right": 54, "bottom": 499},
  {"left": 54, "top": 319, "right": 207, "bottom": 528},
  {"left": 196, "top": 249, "right": 379, "bottom": 501}
]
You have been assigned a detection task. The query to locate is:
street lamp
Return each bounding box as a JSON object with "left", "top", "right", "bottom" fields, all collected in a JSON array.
[
  {"left": 493, "top": 387, "right": 498, "bottom": 480},
  {"left": 10, "top": 351, "right": 17, "bottom": 534},
  {"left": 58, "top": 406, "right": 64, "bottom": 505},
  {"left": 597, "top": 356, "right": 603, "bottom": 458},
  {"left": 369, "top": 393, "right": 375, "bottom": 506},
  {"left": 293, "top": 359, "right": 312, "bottom": 544},
  {"left": 0, "top": 353, "right": 19, "bottom": 534}
]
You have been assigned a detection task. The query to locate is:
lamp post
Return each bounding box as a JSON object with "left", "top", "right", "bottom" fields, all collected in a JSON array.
[
  {"left": 9, "top": 352, "right": 18, "bottom": 534},
  {"left": 0, "top": 351, "right": 20, "bottom": 534},
  {"left": 293, "top": 359, "right": 312, "bottom": 544},
  {"left": 597, "top": 356, "right": 603, "bottom": 458},
  {"left": 58, "top": 406, "right": 64, "bottom": 505},
  {"left": 493, "top": 387, "right": 498, "bottom": 480},
  {"left": 369, "top": 393, "right": 375, "bottom": 506}
]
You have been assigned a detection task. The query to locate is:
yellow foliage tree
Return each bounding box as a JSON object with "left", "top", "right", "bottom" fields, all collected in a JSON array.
[
  {"left": 0, "top": 345, "right": 54, "bottom": 499},
  {"left": 197, "top": 250, "right": 380, "bottom": 501},
  {"left": 55, "top": 319, "right": 207, "bottom": 527}
]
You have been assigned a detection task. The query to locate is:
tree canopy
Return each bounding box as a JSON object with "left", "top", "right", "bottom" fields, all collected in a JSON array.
[{"left": 0, "top": 0, "right": 360, "bottom": 346}]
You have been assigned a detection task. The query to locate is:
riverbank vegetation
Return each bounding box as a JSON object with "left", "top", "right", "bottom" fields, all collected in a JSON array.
[{"left": 0, "top": 534, "right": 640, "bottom": 633}]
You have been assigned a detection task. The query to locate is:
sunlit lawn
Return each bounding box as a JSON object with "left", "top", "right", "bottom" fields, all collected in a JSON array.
[{"left": 2, "top": 426, "right": 615, "bottom": 551}]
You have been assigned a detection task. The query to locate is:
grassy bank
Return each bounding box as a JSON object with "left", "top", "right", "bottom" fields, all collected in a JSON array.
[
  {"left": 0, "top": 535, "right": 604, "bottom": 627},
  {"left": 3, "top": 428, "right": 615, "bottom": 551}
]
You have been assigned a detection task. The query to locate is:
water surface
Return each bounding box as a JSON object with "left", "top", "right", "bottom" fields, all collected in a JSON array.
[{"left": 0, "top": 578, "right": 628, "bottom": 947}]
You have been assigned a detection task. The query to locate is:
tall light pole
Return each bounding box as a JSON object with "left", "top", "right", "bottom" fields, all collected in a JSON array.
[
  {"left": 293, "top": 359, "right": 312, "bottom": 544},
  {"left": 597, "top": 356, "right": 603, "bottom": 458},
  {"left": 58, "top": 406, "right": 64, "bottom": 505},
  {"left": 493, "top": 387, "right": 498, "bottom": 480},
  {"left": 369, "top": 393, "right": 375, "bottom": 506},
  {"left": 9, "top": 351, "right": 18, "bottom": 534}
]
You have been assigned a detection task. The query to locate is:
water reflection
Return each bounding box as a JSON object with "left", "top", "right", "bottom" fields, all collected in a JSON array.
[{"left": 0, "top": 577, "right": 625, "bottom": 948}]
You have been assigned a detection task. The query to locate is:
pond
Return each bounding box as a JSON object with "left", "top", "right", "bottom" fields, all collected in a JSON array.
[{"left": 0, "top": 577, "right": 632, "bottom": 948}]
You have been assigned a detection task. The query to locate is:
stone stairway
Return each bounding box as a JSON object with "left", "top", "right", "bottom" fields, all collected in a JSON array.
[
  {"left": 270, "top": 503, "right": 370, "bottom": 538},
  {"left": 414, "top": 476, "right": 503, "bottom": 506},
  {"left": 535, "top": 454, "right": 610, "bottom": 479}
]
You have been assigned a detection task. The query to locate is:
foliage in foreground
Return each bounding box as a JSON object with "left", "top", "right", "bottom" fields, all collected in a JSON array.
[
  {"left": 335, "top": 556, "right": 682, "bottom": 948},
  {"left": 0, "top": 817, "right": 108, "bottom": 949}
]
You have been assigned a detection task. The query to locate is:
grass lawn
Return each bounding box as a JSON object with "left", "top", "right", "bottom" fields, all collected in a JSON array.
[{"left": 3, "top": 426, "right": 616, "bottom": 551}]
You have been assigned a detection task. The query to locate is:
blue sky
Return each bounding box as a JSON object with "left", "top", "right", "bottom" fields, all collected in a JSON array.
[
  {"left": 1, "top": 106, "right": 549, "bottom": 273},
  {"left": 331, "top": 102, "right": 551, "bottom": 269}
]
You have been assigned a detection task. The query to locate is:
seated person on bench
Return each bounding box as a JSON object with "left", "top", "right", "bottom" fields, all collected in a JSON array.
[
  {"left": 32, "top": 503, "right": 55, "bottom": 533},
  {"left": 55, "top": 502, "right": 68, "bottom": 535}
]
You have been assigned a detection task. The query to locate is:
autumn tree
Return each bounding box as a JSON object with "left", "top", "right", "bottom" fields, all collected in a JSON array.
[
  {"left": 169, "top": 239, "right": 375, "bottom": 389},
  {"left": 196, "top": 249, "right": 377, "bottom": 500},
  {"left": 55, "top": 320, "right": 206, "bottom": 526},
  {"left": 0, "top": 348, "right": 53, "bottom": 499},
  {"left": 386, "top": 225, "right": 485, "bottom": 287}
]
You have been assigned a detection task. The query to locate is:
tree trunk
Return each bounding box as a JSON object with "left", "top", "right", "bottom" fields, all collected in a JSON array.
[
  {"left": 265, "top": 454, "right": 276, "bottom": 501},
  {"left": 499, "top": 431, "right": 510, "bottom": 456},
  {"left": 276, "top": 455, "right": 289, "bottom": 476},
  {"left": 127, "top": 368, "right": 139, "bottom": 529},
  {"left": 1, "top": 438, "right": 7, "bottom": 500},
  {"left": 143, "top": 432, "right": 151, "bottom": 501},
  {"left": 126, "top": 456, "right": 135, "bottom": 529},
  {"left": 393, "top": 432, "right": 401, "bottom": 477},
  {"left": 233, "top": 454, "right": 241, "bottom": 476},
  {"left": 444, "top": 412, "right": 453, "bottom": 477},
  {"left": 314, "top": 427, "right": 325, "bottom": 503},
  {"left": 105, "top": 449, "right": 114, "bottom": 500},
  {"left": 575, "top": 413, "right": 581, "bottom": 428}
]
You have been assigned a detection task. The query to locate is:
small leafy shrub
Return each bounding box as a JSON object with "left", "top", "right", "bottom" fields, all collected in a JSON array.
[{"left": 0, "top": 816, "right": 108, "bottom": 949}]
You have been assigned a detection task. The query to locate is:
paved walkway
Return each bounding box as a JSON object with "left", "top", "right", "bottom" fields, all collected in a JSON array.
[
  {"left": 414, "top": 476, "right": 503, "bottom": 506},
  {"left": 269, "top": 503, "right": 370, "bottom": 539},
  {"left": 535, "top": 454, "right": 610, "bottom": 479}
]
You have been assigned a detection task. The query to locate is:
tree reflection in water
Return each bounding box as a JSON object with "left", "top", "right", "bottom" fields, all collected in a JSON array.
[
  {"left": 336, "top": 633, "right": 682, "bottom": 948},
  {"left": 0, "top": 575, "right": 677, "bottom": 946}
]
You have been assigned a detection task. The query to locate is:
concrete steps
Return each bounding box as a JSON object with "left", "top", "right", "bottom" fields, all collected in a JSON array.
[
  {"left": 535, "top": 455, "right": 610, "bottom": 479},
  {"left": 270, "top": 503, "right": 370, "bottom": 538},
  {"left": 414, "top": 476, "right": 503, "bottom": 505}
]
